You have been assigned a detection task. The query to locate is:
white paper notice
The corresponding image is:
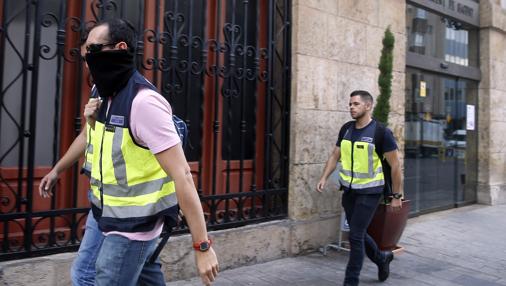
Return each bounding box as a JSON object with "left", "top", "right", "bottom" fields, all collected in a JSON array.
[{"left": 466, "top": 105, "right": 475, "bottom": 130}]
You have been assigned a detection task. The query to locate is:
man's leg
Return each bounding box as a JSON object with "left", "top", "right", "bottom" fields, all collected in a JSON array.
[
  {"left": 137, "top": 255, "right": 166, "bottom": 286},
  {"left": 341, "top": 191, "right": 357, "bottom": 285},
  {"left": 364, "top": 233, "right": 384, "bottom": 263},
  {"left": 95, "top": 235, "right": 165, "bottom": 286},
  {"left": 71, "top": 210, "right": 105, "bottom": 286},
  {"left": 365, "top": 220, "right": 394, "bottom": 282},
  {"left": 342, "top": 192, "right": 382, "bottom": 286}
]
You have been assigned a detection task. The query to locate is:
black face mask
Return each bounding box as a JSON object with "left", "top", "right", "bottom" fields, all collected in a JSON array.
[{"left": 85, "top": 49, "right": 135, "bottom": 98}]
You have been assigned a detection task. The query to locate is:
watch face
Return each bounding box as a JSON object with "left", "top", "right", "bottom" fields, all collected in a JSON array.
[{"left": 200, "top": 241, "right": 210, "bottom": 251}]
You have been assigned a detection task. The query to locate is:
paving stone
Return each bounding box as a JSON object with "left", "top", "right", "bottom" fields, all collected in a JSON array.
[
  {"left": 452, "top": 274, "right": 504, "bottom": 286},
  {"left": 167, "top": 205, "right": 506, "bottom": 286}
]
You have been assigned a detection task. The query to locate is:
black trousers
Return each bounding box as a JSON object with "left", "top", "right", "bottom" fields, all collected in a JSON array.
[{"left": 341, "top": 191, "right": 385, "bottom": 286}]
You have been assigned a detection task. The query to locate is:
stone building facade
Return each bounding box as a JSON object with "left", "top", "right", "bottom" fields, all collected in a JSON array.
[{"left": 2, "top": 0, "right": 506, "bottom": 284}]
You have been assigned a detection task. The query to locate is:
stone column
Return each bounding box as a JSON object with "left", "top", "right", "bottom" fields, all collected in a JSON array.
[
  {"left": 288, "top": 0, "right": 406, "bottom": 251},
  {"left": 478, "top": 1, "right": 506, "bottom": 205}
]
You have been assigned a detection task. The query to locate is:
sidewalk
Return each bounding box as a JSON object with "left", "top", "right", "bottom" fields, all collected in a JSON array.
[{"left": 167, "top": 204, "right": 506, "bottom": 286}]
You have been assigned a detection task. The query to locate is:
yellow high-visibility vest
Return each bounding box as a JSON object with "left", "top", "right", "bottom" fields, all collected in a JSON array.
[
  {"left": 90, "top": 72, "right": 178, "bottom": 232},
  {"left": 338, "top": 121, "right": 385, "bottom": 193}
]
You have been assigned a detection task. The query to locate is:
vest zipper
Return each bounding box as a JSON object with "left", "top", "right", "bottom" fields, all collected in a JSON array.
[
  {"left": 98, "top": 125, "right": 106, "bottom": 216},
  {"left": 99, "top": 98, "right": 114, "bottom": 216},
  {"left": 349, "top": 141, "right": 354, "bottom": 190}
]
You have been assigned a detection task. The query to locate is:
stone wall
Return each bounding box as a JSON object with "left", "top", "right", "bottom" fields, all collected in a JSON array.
[
  {"left": 289, "top": 0, "right": 406, "bottom": 225},
  {"left": 478, "top": 0, "right": 506, "bottom": 205}
]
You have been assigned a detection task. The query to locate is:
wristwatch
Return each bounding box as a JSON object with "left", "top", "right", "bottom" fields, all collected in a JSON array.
[
  {"left": 193, "top": 238, "right": 212, "bottom": 252},
  {"left": 391, "top": 193, "right": 403, "bottom": 200}
]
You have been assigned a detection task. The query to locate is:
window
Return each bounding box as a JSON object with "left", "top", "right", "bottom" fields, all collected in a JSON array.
[{"left": 407, "top": 4, "right": 478, "bottom": 67}]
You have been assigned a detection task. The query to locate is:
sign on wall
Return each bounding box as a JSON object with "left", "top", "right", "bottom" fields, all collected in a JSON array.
[
  {"left": 466, "top": 105, "right": 475, "bottom": 130},
  {"left": 409, "top": 0, "right": 479, "bottom": 26},
  {"left": 420, "top": 81, "right": 427, "bottom": 97}
]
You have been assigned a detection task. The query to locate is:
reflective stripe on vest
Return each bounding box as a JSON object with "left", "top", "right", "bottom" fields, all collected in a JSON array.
[
  {"left": 339, "top": 121, "right": 384, "bottom": 191},
  {"left": 82, "top": 123, "right": 94, "bottom": 175},
  {"left": 82, "top": 86, "right": 99, "bottom": 176},
  {"left": 90, "top": 116, "right": 177, "bottom": 222}
]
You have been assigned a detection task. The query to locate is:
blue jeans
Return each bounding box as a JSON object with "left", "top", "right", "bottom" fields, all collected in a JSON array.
[
  {"left": 95, "top": 234, "right": 166, "bottom": 286},
  {"left": 71, "top": 210, "right": 105, "bottom": 286},
  {"left": 342, "top": 191, "right": 385, "bottom": 286}
]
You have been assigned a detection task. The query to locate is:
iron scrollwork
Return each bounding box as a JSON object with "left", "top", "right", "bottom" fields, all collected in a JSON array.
[
  {"left": 0, "top": 0, "right": 291, "bottom": 259},
  {"left": 39, "top": 13, "right": 61, "bottom": 60}
]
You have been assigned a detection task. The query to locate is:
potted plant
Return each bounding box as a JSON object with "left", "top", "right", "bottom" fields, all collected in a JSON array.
[{"left": 367, "top": 27, "right": 410, "bottom": 252}]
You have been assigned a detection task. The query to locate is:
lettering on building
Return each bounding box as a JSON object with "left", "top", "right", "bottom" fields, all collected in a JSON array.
[
  {"left": 426, "top": 0, "right": 475, "bottom": 19},
  {"left": 457, "top": 3, "right": 473, "bottom": 17}
]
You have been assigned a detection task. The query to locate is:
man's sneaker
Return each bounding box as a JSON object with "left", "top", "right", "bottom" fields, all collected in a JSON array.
[{"left": 378, "top": 251, "right": 394, "bottom": 282}]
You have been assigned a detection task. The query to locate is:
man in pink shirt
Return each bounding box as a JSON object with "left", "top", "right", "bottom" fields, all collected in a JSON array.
[{"left": 81, "top": 18, "right": 218, "bottom": 285}]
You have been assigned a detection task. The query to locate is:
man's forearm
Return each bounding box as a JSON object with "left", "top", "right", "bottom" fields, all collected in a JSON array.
[
  {"left": 391, "top": 165, "right": 403, "bottom": 196},
  {"left": 53, "top": 129, "right": 87, "bottom": 174},
  {"left": 176, "top": 175, "right": 208, "bottom": 242},
  {"left": 321, "top": 156, "right": 338, "bottom": 180}
]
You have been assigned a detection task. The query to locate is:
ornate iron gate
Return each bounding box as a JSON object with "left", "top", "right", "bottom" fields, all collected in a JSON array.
[{"left": 0, "top": 0, "right": 291, "bottom": 260}]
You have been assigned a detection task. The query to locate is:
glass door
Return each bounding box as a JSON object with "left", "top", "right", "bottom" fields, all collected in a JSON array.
[{"left": 405, "top": 69, "right": 477, "bottom": 214}]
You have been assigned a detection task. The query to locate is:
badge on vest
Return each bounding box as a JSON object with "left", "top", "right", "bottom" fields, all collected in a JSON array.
[
  {"left": 110, "top": 115, "right": 125, "bottom": 127},
  {"left": 361, "top": 137, "right": 373, "bottom": 143},
  {"left": 105, "top": 125, "right": 116, "bottom": 132}
]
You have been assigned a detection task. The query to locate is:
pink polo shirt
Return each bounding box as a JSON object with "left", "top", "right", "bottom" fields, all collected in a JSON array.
[{"left": 105, "top": 88, "right": 181, "bottom": 241}]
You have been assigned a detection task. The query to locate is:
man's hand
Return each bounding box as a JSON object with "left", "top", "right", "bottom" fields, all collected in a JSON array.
[
  {"left": 388, "top": 198, "right": 403, "bottom": 213},
  {"left": 316, "top": 178, "right": 326, "bottom": 193},
  {"left": 195, "top": 247, "right": 219, "bottom": 285},
  {"left": 39, "top": 169, "right": 58, "bottom": 198},
  {"left": 317, "top": 146, "right": 341, "bottom": 193},
  {"left": 84, "top": 98, "right": 102, "bottom": 127}
]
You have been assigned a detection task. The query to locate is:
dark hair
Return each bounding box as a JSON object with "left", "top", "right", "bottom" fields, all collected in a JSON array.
[
  {"left": 350, "top": 90, "right": 373, "bottom": 104},
  {"left": 94, "top": 18, "right": 137, "bottom": 52},
  {"left": 80, "top": 24, "right": 93, "bottom": 46}
]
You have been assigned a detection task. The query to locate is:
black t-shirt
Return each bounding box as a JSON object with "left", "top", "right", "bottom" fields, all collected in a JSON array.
[{"left": 336, "top": 120, "right": 398, "bottom": 154}]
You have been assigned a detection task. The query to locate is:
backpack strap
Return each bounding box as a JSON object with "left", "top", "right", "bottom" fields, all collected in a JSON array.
[
  {"left": 149, "top": 222, "right": 173, "bottom": 263},
  {"left": 373, "top": 121, "right": 392, "bottom": 202},
  {"left": 374, "top": 121, "right": 386, "bottom": 159},
  {"left": 339, "top": 121, "right": 355, "bottom": 142},
  {"left": 90, "top": 85, "right": 99, "bottom": 99}
]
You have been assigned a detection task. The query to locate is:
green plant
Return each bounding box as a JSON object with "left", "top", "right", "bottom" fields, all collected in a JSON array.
[{"left": 373, "top": 26, "right": 395, "bottom": 126}]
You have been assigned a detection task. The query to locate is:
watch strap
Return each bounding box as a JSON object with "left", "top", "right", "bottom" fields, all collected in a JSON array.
[
  {"left": 193, "top": 238, "right": 212, "bottom": 252},
  {"left": 392, "top": 193, "right": 403, "bottom": 199}
]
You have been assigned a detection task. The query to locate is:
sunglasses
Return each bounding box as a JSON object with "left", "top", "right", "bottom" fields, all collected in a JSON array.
[
  {"left": 81, "top": 43, "right": 117, "bottom": 62},
  {"left": 86, "top": 42, "right": 117, "bottom": 54}
]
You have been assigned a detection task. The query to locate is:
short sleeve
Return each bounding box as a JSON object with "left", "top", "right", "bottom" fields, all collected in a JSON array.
[
  {"left": 336, "top": 121, "right": 352, "bottom": 146},
  {"left": 382, "top": 128, "right": 398, "bottom": 153},
  {"left": 130, "top": 88, "right": 181, "bottom": 154}
]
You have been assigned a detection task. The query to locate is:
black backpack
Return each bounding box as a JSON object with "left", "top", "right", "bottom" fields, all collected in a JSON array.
[{"left": 172, "top": 115, "right": 188, "bottom": 149}]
